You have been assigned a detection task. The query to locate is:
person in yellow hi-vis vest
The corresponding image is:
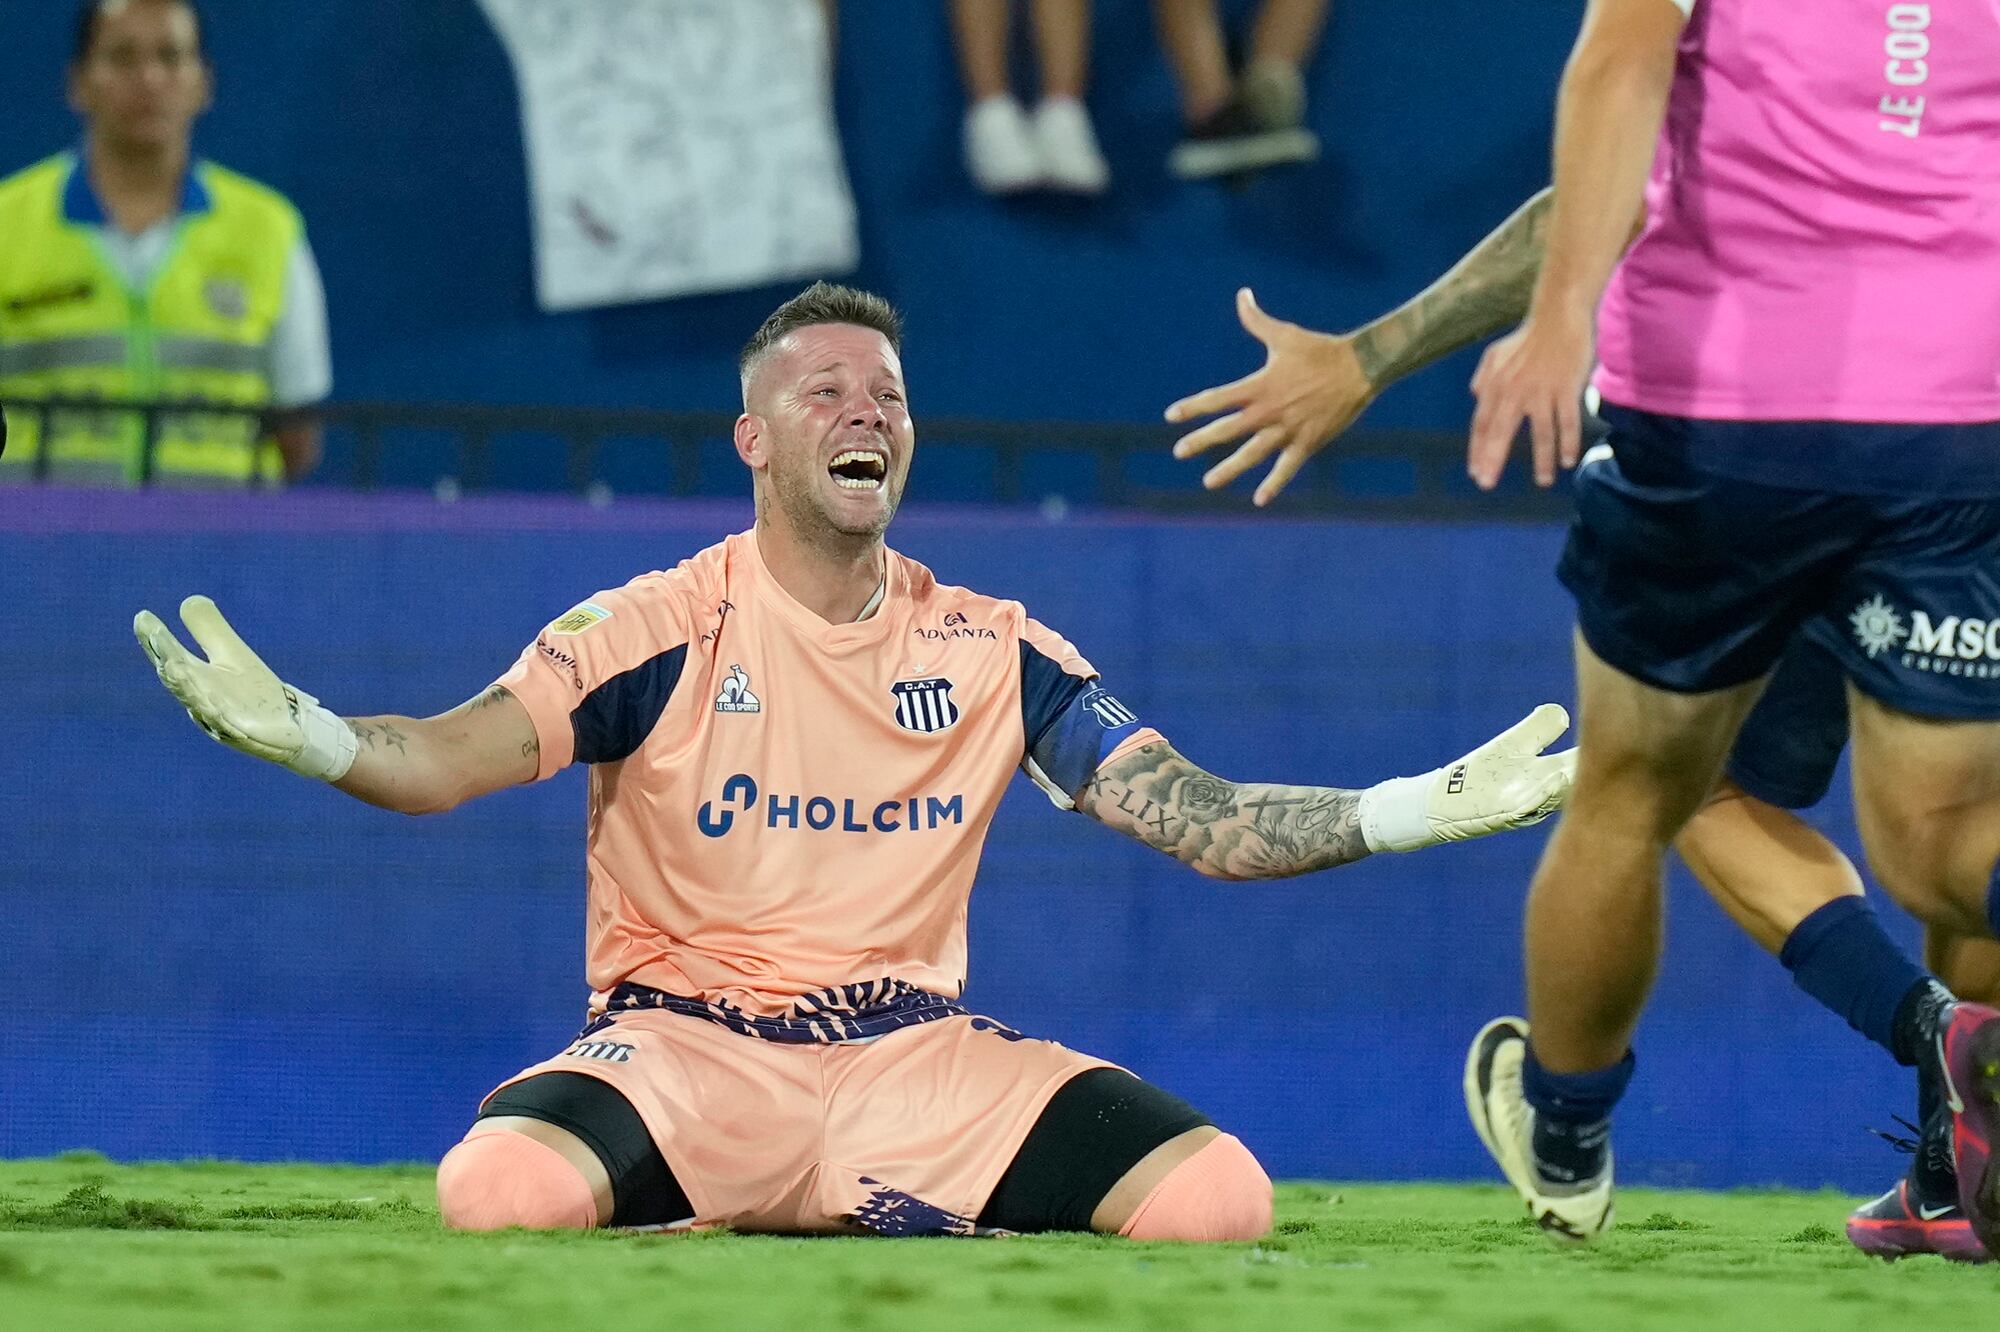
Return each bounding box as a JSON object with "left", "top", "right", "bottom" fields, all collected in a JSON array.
[{"left": 0, "top": 0, "right": 329, "bottom": 488}]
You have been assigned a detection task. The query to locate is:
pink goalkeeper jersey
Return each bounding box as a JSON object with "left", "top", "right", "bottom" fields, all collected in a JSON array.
[
  {"left": 1594, "top": 0, "right": 2000, "bottom": 423},
  {"left": 495, "top": 530, "right": 1160, "bottom": 1017}
]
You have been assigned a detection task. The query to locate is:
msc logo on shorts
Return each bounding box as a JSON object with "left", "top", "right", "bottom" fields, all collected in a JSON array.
[
  {"left": 1850, "top": 595, "right": 2000, "bottom": 679},
  {"left": 563, "top": 1039, "right": 634, "bottom": 1063}
]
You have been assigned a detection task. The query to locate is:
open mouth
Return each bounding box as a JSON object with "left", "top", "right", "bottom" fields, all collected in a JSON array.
[{"left": 828, "top": 448, "right": 888, "bottom": 491}]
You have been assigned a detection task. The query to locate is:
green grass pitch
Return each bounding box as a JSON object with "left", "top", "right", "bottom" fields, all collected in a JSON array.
[{"left": 1, "top": 1153, "right": 1994, "bottom": 1331}]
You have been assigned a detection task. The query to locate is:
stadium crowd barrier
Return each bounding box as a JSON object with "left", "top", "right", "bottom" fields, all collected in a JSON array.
[{"left": 0, "top": 395, "right": 1569, "bottom": 519}]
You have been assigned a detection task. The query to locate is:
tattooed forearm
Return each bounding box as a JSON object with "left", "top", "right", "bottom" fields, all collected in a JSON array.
[
  {"left": 344, "top": 720, "right": 410, "bottom": 755},
  {"left": 330, "top": 697, "right": 537, "bottom": 815},
  {"left": 1351, "top": 188, "right": 1553, "bottom": 387},
  {"left": 1076, "top": 741, "right": 1370, "bottom": 880}
]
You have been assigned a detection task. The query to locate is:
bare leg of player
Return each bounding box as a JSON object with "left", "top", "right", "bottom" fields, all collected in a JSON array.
[
  {"left": 1847, "top": 696, "right": 2000, "bottom": 940},
  {"left": 1462, "top": 634, "right": 1760, "bottom": 1240},
  {"left": 1677, "top": 780, "right": 1862, "bottom": 953},
  {"left": 1679, "top": 789, "right": 1998, "bottom": 1261},
  {"left": 1931, "top": 929, "right": 2000, "bottom": 1006},
  {"left": 1847, "top": 691, "right": 2000, "bottom": 1252},
  {"left": 1679, "top": 782, "right": 1963, "bottom": 1084},
  {"left": 1526, "top": 635, "right": 1763, "bottom": 1075}
]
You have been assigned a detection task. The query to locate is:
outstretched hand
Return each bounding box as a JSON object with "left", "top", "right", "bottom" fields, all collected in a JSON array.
[
  {"left": 1466, "top": 314, "right": 1595, "bottom": 490},
  {"left": 1165, "top": 288, "right": 1378, "bottom": 507},
  {"left": 135, "top": 595, "right": 355, "bottom": 779}
]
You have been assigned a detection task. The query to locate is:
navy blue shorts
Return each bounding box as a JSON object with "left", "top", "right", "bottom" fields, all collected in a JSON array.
[
  {"left": 1559, "top": 406, "right": 2000, "bottom": 722},
  {"left": 1724, "top": 637, "right": 1848, "bottom": 810}
]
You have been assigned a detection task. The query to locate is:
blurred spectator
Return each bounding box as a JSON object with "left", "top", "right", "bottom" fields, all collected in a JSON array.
[
  {"left": 0, "top": 0, "right": 328, "bottom": 488},
  {"left": 949, "top": 0, "right": 1109, "bottom": 195},
  {"left": 1153, "top": 0, "right": 1327, "bottom": 180}
]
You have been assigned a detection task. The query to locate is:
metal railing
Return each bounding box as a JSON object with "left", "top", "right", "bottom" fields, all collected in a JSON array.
[{"left": 0, "top": 395, "right": 1571, "bottom": 519}]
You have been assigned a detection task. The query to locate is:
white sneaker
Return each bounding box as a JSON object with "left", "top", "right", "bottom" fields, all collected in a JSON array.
[
  {"left": 1464, "top": 1016, "right": 1617, "bottom": 1243},
  {"left": 963, "top": 95, "right": 1043, "bottom": 195},
  {"left": 1031, "top": 97, "right": 1109, "bottom": 195}
]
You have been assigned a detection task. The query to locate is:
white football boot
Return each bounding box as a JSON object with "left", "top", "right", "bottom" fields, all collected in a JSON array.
[{"left": 1465, "top": 1016, "right": 1616, "bottom": 1243}]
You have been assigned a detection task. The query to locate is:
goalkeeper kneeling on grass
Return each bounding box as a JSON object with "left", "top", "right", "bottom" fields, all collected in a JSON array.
[{"left": 134, "top": 283, "right": 1575, "bottom": 1240}]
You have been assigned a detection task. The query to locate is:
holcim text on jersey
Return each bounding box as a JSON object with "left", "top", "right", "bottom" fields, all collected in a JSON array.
[{"left": 697, "top": 774, "right": 967, "bottom": 838}]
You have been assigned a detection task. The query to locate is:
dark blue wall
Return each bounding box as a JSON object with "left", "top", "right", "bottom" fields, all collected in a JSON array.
[
  {"left": 1, "top": 491, "right": 1920, "bottom": 1192},
  {"left": 0, "top": 1, "right": 1571, "bottom": 433}
]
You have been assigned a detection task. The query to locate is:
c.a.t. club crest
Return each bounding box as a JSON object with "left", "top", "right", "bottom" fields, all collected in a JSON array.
[{"left": 891, "top": 677, "right": 959, "bottom": 733}]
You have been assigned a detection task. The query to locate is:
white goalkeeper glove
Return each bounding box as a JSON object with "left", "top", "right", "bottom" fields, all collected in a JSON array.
[
  {"left": 134, "top": 595, "right": 358, "bottom": 782},
  {"left": 1356, "top": 703, "right": 1576, "bottom": 853}
]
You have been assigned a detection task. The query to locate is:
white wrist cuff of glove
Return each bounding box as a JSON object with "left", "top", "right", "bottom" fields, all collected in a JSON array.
[
  {"left": 1357, "top": 771, "right": 1435, "bottom": 854},
  {"left": 286, "top": 691, "right": 358, "bottom": 782}
]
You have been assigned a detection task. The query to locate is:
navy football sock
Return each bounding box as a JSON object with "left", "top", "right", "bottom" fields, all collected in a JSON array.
[
  {"left": 1521, "top": 1046, "right": 1634, "bottom": 1185},
  {"left": 1779, "top": 896, "right": 1931, "bottom": 1065},
  {"left": 1987, "top": 860, "right": 2000, "bottom": 941}
]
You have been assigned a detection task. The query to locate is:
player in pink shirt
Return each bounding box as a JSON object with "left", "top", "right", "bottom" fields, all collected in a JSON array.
[
  {"left": 1446, "top": 0, "right": 2000, "bottom": 1252},
  {"left": 1167, "top": 176, "right": 2000, "bottom": 1259},
  {"left": 135, "top": 283, "right": 1576, "bottom": 1240}
]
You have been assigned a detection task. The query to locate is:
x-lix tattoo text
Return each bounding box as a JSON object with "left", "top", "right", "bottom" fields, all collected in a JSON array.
[{"left": 1079, "top": 742, "right": 1368, "bottom": 879}]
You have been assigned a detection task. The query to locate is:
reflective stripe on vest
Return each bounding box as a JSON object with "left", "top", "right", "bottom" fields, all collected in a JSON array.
[
  {"left": 0, "top": 334, "right": 127, "bottom": 376},
  {"left": 156, "top": 336, "right": 267, "bottom": 375}
]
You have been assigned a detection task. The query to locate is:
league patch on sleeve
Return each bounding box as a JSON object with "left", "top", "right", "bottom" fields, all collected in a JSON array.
[{"left": 548, "top": 601, "right": 613, "bottom": 635}]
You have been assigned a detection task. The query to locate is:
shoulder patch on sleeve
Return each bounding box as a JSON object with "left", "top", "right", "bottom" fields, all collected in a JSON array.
[
  {"left": 548, "top": 601, "right": 613, "bottom": 635},
  {"left": 1076, "top": 685, "right": 1138, "bottom": 730},
  {"left": 1019, "top": 640, "right": 1144, "bottom": 806}
]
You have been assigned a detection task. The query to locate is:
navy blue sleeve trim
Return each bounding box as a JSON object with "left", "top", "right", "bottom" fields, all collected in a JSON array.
[
  {"left": 573, "top": 644, "right": 688, "bottom": 764},
  {"left": 1020, "top": 642, "right": 1143, "bottom": 797}
]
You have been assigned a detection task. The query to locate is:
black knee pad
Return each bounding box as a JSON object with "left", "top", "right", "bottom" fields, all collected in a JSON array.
[{"left": 479, "top": 1071, "right": 694, "bottom": 1228}]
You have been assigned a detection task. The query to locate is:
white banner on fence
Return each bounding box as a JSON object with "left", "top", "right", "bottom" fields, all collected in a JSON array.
[{"left": 478, "top": 0, "right": 859, "bottom": 311}]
